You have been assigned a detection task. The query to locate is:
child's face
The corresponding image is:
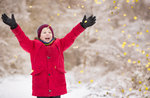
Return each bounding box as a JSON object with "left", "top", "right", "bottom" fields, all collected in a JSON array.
[{"left": 40, "top": 27, "right": 53, "bottom": 42}]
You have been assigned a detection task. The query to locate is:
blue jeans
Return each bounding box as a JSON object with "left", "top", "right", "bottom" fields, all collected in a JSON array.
[{"left": 37, "top": 96, "right": 60, "bottom": 98}]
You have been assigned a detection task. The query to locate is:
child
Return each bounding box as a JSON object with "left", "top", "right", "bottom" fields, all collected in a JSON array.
[{"left": 1, "top": 13, "right": 96, "bottom": 98}]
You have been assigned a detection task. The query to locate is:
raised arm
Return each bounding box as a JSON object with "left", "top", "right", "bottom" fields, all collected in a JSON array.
[
  {"left": 60, "top": 15, "right": 96, "bottom": 52},
  {"left": 1, "top": 13, "right": 34, "bottom": 53}
]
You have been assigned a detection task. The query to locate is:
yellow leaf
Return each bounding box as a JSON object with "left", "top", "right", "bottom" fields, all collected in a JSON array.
[
  {"left": 68, "top": 5, "right": 71, "bottom": 8},
  {"left": 138, "top": 60, "right": 141, "bottom": 63},
  {"left": 84, "top": 20, "right": 87, "bottom": 23},
  {"left": 123, "top": 42, "right": 126, "bottom": 45},
  {"left": 147, "top": 68, "right": 150, "bottom": 71},
  {"left": 133, "top": 61, "right": 136, "bottom": 64},
  {"left": 129, "top": 88, "right": 132, "bottom": 91},
  {"left": 131, "top": 78, "right": 134, "bottom": 81},
  {"left": 142, "top": 50, "right": 145, "bottom": 54},
  {"left": 122, "top": 45, "right": 125, "bottom": 48},
  {"left": 123, "top": 14, "right": 127, "bottom": 16},
  {"left": 132, "top": 43, "right": 135, "bottom": 46},
  {"left": 148, "top": 59, "right": 150, "bottom": 62},
  {"left": 80, "top": 70, "right": 84, "bottom": 73},
  {"left": 136, "top": 44, "right": 139, "bottom": 47},
  {"left": 78, "top": 81, "right": 81, "bottom": 84},
  {"left": 57, "top": 13, "right": 60, "bottom": 16},
  {"left": 135, "top": 0, "right": 138, "bottom": 2},
  {"left": 122, "top": 30, "right": 125, "bottom": 33},
  {"left": 124, "top": 52, "right": 127, "bottom": 56},
  {"left": 144, "top": 91, "right": 147, "bottom": 94},
  {"left": 145, "top": 87, "right": 149, "bottom": 90},
  {"left": 139, "top": 81, "right": 142, "bottom": 84},
  {"left": 114, "top": 6, "right": 118, "bottom": 9},
  {"left": 81, "top": 5, "right": 84, "bottom": 8},
  {"left": 126, "top": 0, "right": 130, "bottom": 3},
  {"left": 139, "top": 32, "right": 142, "bottom": 35},
  {"left": 90, "top": 80, "right": 94, "bottom": 83},
  {"left": 128, "top": 59, "right": 131, "bottom": 63},
  {"left": 146, "top": 54, "right": 149, "bottom": 57},
  {"left": 95, "top": 0, "right": 102, "bottom": 4},
  {"left": 137, "top": 32, "right": 140, "bottom": 35},
  {"left": 145, "top": 64, "right": 149, "bottom": 68},
  {"left": 121, "top": 89, "right": 124, "bottom": 93},
  {"left": 134, "top": 16, "right": 137, "bottom": 20}
]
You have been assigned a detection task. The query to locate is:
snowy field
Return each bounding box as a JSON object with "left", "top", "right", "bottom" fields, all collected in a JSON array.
[
  {"left": 0, "top": 74, "right": 90, "bottom": 98},
  {"left": 0, "top": 66, "right": 143, "bottom": 98}
]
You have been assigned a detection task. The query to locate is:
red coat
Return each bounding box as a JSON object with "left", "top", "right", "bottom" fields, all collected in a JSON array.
[{"left": 11, "top": 23, "right": 85, "bottom": 97}]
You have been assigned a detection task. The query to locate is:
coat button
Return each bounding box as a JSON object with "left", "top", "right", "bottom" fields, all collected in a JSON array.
[
  {"left": 47, "top": 56, "right": 50, "bottom": 59},
  {"left": 49, "top": 90, "right": 51, "bottom": 92},
  {"left": 54, "top": 66, "right": 56, "bottom": 69},
  {"left": 48, "top": 73, "right": 51, "bottom": 76}
]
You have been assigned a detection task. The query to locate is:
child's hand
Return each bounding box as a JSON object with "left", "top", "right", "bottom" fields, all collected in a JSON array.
[
  {"left": 1, "top": 13, "right": 18, "bottom": 29},
  {"left": 80, "top": 15, "right": 96, "bottom": 29}
]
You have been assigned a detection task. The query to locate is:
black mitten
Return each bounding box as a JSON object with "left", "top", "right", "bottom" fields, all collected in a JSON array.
[
  {"left": 1, "top": 13, "right": 18, "bottom": 29},
  {"left": 80, "top": 15, "right": 96, "bottom": 29}
]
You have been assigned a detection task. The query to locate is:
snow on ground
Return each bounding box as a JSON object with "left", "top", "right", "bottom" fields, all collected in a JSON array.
[
  {"left": 0, "top": 65, "right": 143, "bottom": 98},
  {"left": 0, "top": 73, "right": 90, "bottom": 98},
  {"left": 0, "top": 75, "right": 34, "bottom": 98}
]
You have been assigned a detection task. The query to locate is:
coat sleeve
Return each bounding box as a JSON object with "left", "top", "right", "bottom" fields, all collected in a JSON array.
[
  {"left": 11, "top": 24, "right": 34, "bottom": 53},
  {"left": 59, "top": 23, "right": 85, "bottom": 52}
]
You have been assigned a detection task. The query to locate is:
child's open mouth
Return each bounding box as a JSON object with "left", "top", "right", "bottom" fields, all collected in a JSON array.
[{"left": 45, "top": 38, "right": 50, "bottom": 40}]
